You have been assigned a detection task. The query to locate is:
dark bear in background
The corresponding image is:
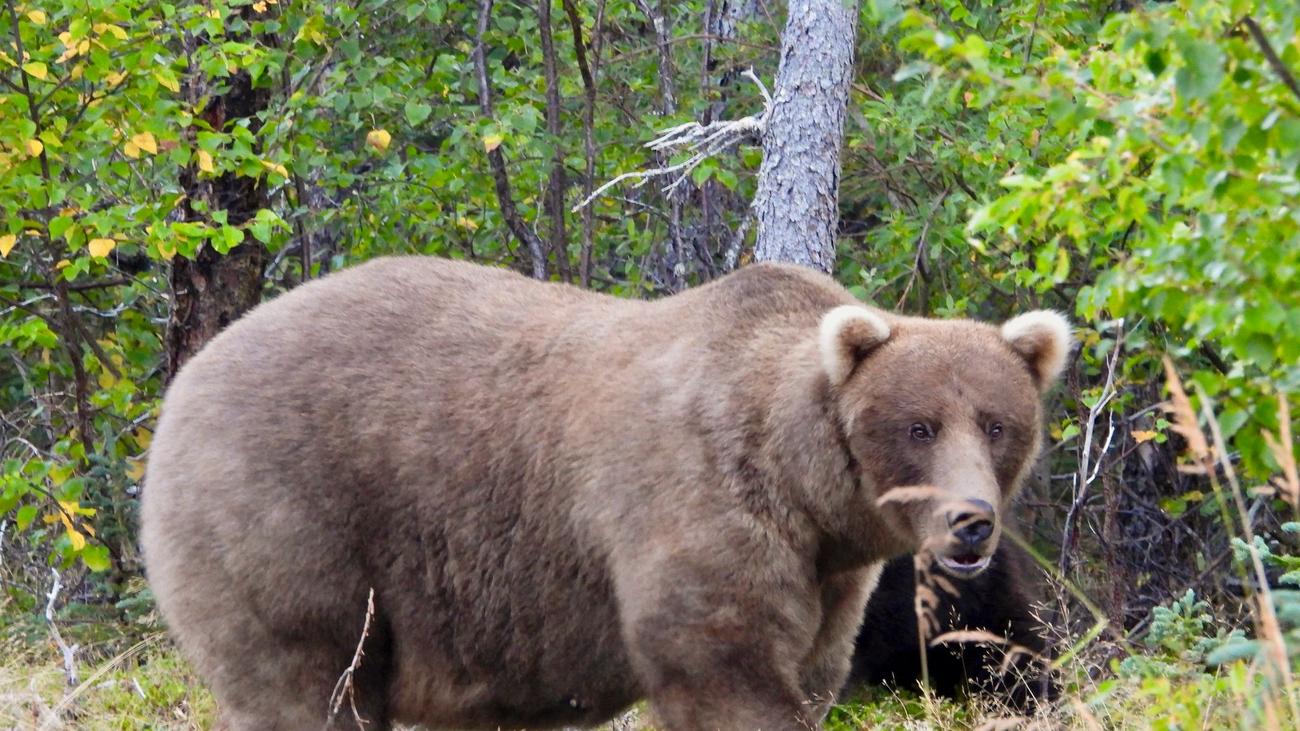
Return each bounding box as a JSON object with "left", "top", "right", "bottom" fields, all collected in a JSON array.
[{"left": 849, "top": 541, "right": 1054, "bottom": 709}]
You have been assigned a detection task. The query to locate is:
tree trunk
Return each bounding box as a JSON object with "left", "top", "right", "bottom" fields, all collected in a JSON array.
[
  {"left": 751, "top": 0, "right": 858, "bottom": 273},
  {"left": 166, "top": 22, "right": 270, "bottom": 379}
]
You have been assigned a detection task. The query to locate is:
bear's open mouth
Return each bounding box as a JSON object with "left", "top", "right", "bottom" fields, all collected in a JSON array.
[{"left": 937, "top": 552, "right": 992, "bottom": 576}]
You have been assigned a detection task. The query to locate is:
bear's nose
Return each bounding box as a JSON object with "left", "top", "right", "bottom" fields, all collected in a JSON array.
[{"left": 947, "top": 499, "right": 995, "bottom": 547}]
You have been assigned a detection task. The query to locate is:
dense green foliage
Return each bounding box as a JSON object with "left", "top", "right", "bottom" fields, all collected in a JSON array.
[{"left": 2, "top": 0, "right": 1300, "bottom": 724}]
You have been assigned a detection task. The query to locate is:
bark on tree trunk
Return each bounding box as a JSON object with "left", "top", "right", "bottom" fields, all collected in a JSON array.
[
  {"left": 166, "top": 29, "right": 269, "bottom": 379},
  {"left": 751, "top": 0, "right": 858, "bottom": 273}
]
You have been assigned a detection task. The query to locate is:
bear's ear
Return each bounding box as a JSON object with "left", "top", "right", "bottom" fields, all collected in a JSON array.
[
  {"left": 819, "top": 305, "right": 892, "bottom": 387},
  {"left": 1000, "top": 310, "right": 1073, "bottom": 389}
]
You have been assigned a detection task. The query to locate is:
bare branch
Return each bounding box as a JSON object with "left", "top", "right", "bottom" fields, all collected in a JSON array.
[
  {"left": 538, "top": 0, "right": 572, "bottom": 282},
  {"left": 45, "top": 568, "right": 80, "bottom": 687},
  {"left": 1240, "top": 15, "right": 1300, "bottom": 105},
  {"left": 562, "top": 0, "right": 604, "bottom": 287},
  {"left": 571, "top": 70, "right": 769, "bottom": 212},
  {"left": 14, "top": 277, "right": 131, "bottom": 292},
  {"left": 473, "top": 0, "right": 548, "bottom": 279},
  {"left": 1060, "top": 320, "right": 1124, "bottom": 574}
]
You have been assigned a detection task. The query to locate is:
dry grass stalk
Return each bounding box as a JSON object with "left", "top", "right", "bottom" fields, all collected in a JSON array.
[
  {"left": 49, "top": 634, "right": 161, "bottom": 719},
  {"left": 1069, "top": 698, "right": 1105, "bottom": 731},
  {"left": 1162, "top": 357, "right": 1298, "bottom": 726},
  {"left": 327, "top": 588, "right": 377, "bottom": 729},
  {"left": 913, "top": 551, "right": 938, "bottom": 689},
  {"left": 1160, "top": 356, "right": 1213, "bottom": 474},
  {"left": 999, "top": 528, "right": 1109, "bottom": 673},
  {"left": 875, "top": 485, "right": 946, "bottom": 508},
  {"left": 973, "top": 717, "right": 1034, "bottom": 731},
  {"left": 1260, "top": 393, "right": 1299, "bottom": 514}
]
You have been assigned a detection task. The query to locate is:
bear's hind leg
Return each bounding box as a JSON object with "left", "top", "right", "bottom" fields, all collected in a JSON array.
[
  {"left": 209, "top": 642, "right": 391, "bottom": 731},
  {"left": 171, "top": 592, "right": 392, "bottom": 731}
]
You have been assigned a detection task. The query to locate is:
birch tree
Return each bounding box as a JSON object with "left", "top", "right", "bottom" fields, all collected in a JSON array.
[
  {"left": 580, "top": 0, "right": 859, "bottom": 275},
  {"left": 751, "top": 0, "right": 858, "bottom": 273}
]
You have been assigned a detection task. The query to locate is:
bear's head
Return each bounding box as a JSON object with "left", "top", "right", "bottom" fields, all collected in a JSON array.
[{"left": 818, "top": 306, "right": 1071, "bottom": 577}]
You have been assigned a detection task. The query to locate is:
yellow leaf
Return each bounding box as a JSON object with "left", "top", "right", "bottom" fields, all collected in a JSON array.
[
  {"left": 126, "top": 458, "right": 146, "bottom": 481},
  {"left": 457, "top": 216, "right": 479, "bottom": 231},
  {"left": 64, "top": 523, "right": 86, "bottom": 551},
  {"left": 131, "top": 131, "right": 158, "bottom": 155},
  {"left": 253, "top": 1, "right": 267, "bottom": 11},
  {"left": 0, "top": 234, "right": 15, "bottom": 257},
  {"left": 93, "top": 23, "right": 128, "bottom": 41},
  {"left": 24, "top": 138, "right": 42, "bottom": 156},
  {"left": 260, "top": 159, "right": 289, "bottom": 177},
  {"left": 105, "top": 70, "right": 126, "bottom": 86},
  {"left": 57, "top": 509, "right": 79, "bottom": 537},
  {"left": 197, "top": 149, "right": 215, "bottom": 173},
  {"left": 123, "top": 140, "right": 140, "bottom": 159},
  {"left": 55, "top": 259, "right": 71, "bottom": 269},
  {"left": 1133, "top": 430, "right": 1159, "bottom": 444},
  {"left": 22, "top": 61, "right": 47, "bottom": 80},
  {"left": 154, "top": 70, "right": 180, "bottom": 93},
  {"left": 88, "top": 237, "right": 116, "bottom": 258},
  {"left": 133, "top": 427, "right": 153, "bottom": 449},
  {"left": 366, "top": 128, "right": 391, "bottom": 152},
  {"left": 482, "top": 133, "right": 503, "bottom": 152},
  {"left": 27, "top": 10, "right": 47, "bottom": 25}
]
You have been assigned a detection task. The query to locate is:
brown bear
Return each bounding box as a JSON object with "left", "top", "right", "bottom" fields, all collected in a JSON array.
[
  {"left": 140, "top": 257, "right": 1070, "bottom": 731},
  {"left": 850, "top": 543, "right": 1055, "bottom": 709}
]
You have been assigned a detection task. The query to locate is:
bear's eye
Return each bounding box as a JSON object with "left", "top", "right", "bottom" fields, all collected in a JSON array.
[
  {"left": 909, "top": 423, "right": 936, "bottom": 442},
  {"left": 987, "top": 421, "right": 1004, "bottom": 440}
]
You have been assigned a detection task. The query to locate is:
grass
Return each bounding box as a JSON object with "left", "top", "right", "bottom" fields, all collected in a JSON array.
[
  {"left": 0, "top": 628, "right": 1296, "bottom": 730},
  {"left": 0, "top": 634, "right": 215, "bottom": 730}
]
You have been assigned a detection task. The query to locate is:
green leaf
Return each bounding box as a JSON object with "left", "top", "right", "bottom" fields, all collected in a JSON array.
[
  {"left": 82, "top": 544, "right": 112, "bottom": 572},
  {"left": 1174, "top": 37, "right": 1224, "bottom": 101},
  {"left": 16, "top": 504, "right": 37, "bottom": 531},
  {"left": 405, "top": 100, "right": 433, "bottom": 127}
]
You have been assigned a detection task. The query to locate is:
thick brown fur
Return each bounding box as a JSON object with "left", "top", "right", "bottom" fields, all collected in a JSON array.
[{"left": 141, "top": 258, "right": 1067, "bottom": 731}]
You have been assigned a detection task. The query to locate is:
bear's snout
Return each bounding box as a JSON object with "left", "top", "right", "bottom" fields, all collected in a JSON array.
[
  {"left": 946, "top": 499, "right": 995, "bottom": 547},
  {"left": 934, "top": 498, "right": 999, "bottom": 577}
]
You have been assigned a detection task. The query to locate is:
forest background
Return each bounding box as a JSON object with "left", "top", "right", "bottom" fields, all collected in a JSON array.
[{"left": 2, "top": 0, "right": 1300, "bottom": 727}]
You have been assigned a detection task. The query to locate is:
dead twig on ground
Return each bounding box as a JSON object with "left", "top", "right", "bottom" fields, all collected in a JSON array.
[
  {"left": 44, "top": 569, "right": 78, "bottom": 688},
  {"left": 327, "top": 588, "right": 377, "bottom": 729}
]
